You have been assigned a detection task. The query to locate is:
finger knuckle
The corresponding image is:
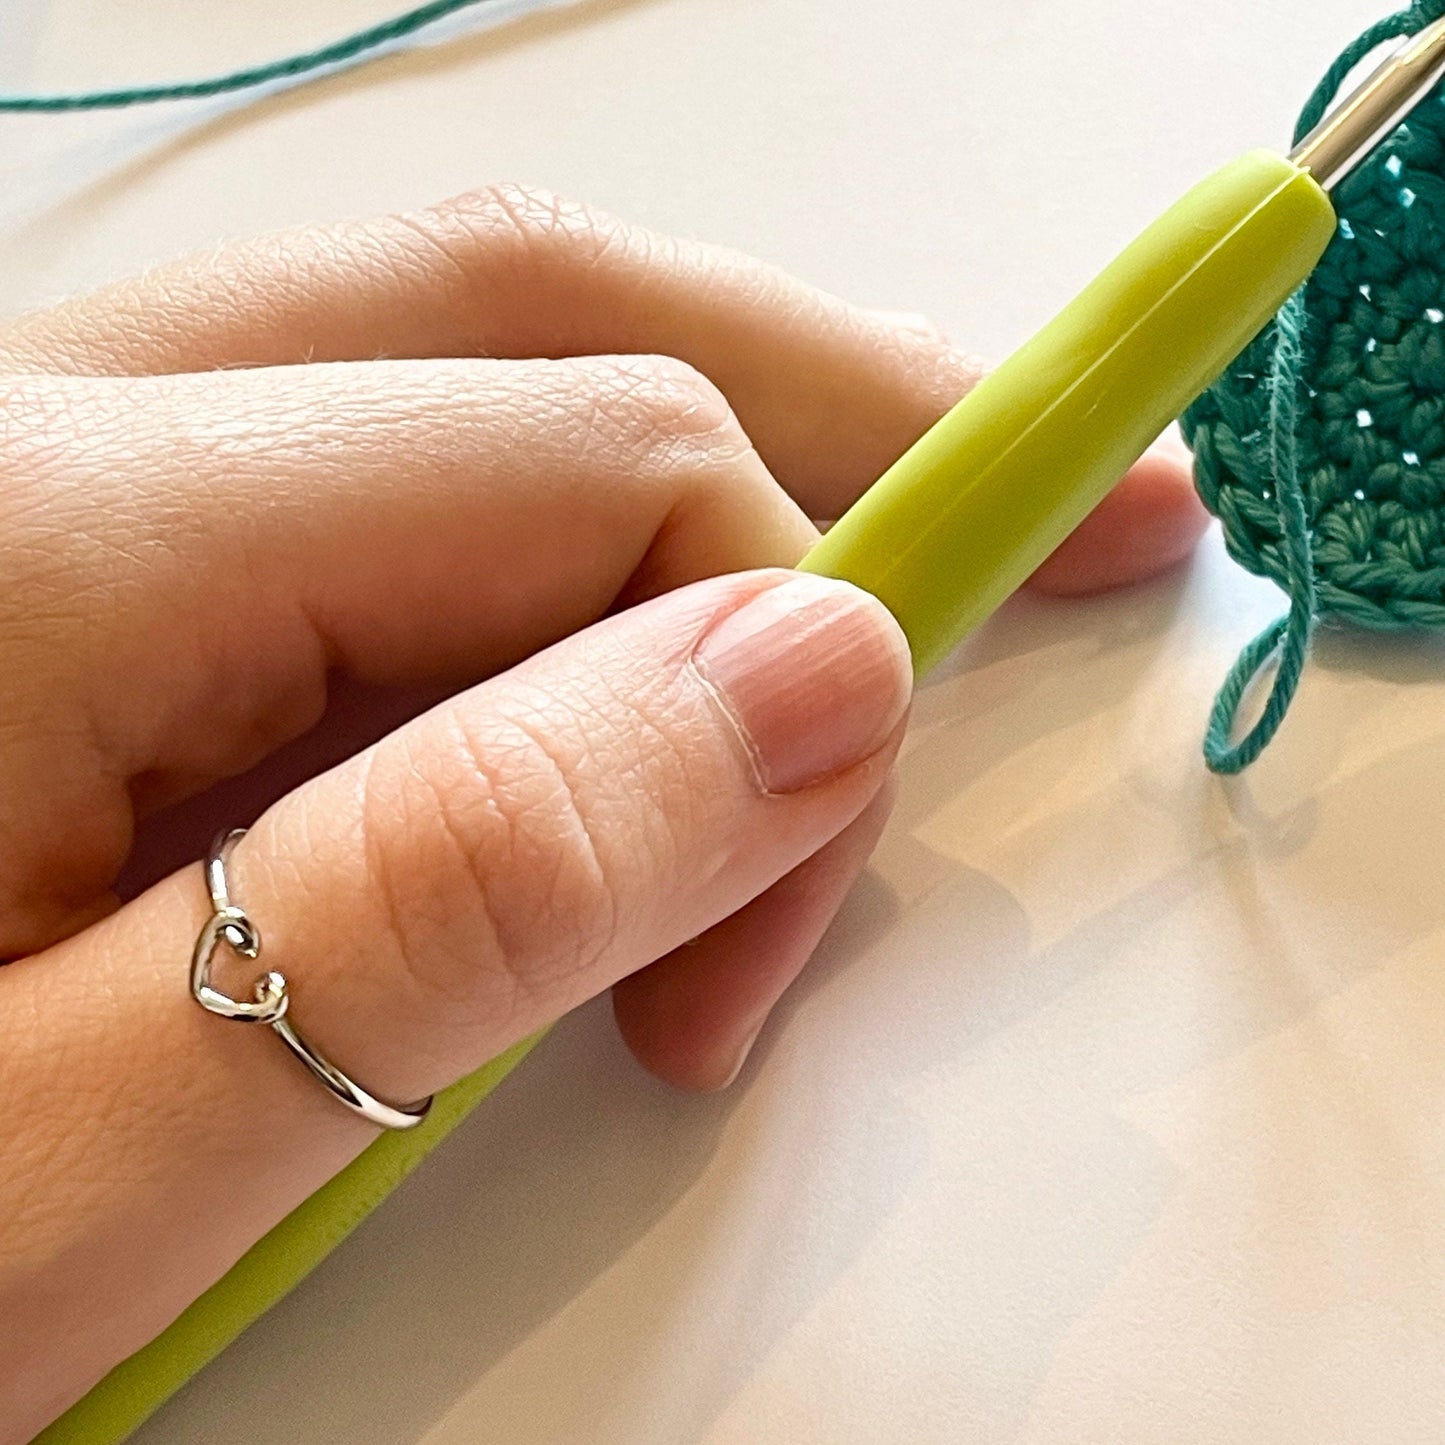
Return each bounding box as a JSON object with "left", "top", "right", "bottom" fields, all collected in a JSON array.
[
  {"left": 364, "top": 694, "right": 670, "bottom": 1021},
  {"left": 574, "top": 353, "right": 753, "bottom": 472},
  {"left": 404, "top": 182, "right": 625, "bottom": 281}
]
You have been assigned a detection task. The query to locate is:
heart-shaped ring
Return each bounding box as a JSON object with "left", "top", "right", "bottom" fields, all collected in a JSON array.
[{"left": 191, "top": 903, "right": 289, "bottom": 1023}]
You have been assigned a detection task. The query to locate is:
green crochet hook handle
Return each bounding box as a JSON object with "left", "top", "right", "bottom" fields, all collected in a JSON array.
[
  {"left": 40, "top": 149, "right": 1334, "bottom": 1445},
  {"left": 800, "top": 149, "right": 1336, "bottom": 670}
]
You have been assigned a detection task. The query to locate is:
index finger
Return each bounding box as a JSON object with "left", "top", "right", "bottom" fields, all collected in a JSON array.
[{"left": 0, "top": 183, "right": 980, "bottom": 521}]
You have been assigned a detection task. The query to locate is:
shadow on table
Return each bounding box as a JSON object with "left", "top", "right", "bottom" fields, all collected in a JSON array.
[
  {"left": 132, "top": 999, "right": 726, "bottom": 1444},
  {"left": 1311, "top": 621, "right": 1445, "bottom": 686}
]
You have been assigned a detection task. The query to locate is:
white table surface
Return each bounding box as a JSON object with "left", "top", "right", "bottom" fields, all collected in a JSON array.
[{"left": 10, "top": 1, "right": 1445, "bottom": 1440}]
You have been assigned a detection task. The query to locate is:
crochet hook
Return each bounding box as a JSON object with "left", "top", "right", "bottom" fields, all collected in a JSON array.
[{"left": 799, "top": 14, "right": 1445, "bottom": 676}]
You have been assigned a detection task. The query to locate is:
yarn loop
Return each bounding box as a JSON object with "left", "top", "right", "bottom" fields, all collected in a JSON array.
[{"left": 1183, "top": 0, "right": 1445, "bottom": 770}]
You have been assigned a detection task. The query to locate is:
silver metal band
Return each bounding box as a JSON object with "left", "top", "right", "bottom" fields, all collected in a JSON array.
[
  {"left": 190, "top": 828, "right": 433, "bottom": 1131},
  {"left": 1289, "top": 14, "right": 1445, "bottom": 192}
]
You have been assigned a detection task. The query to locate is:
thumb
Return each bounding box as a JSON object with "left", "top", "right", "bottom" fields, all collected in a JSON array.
[
  {"left": 232, "top": 566, "right": 913, "bottom": 1104},
  {"left": 2, "top": 568, "right": 911, "bottom": 1424}
]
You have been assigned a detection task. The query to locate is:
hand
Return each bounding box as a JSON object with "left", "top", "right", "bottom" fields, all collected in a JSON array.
[{"left": 0, "top": 184, "right": 1207, "bottom": 1437}]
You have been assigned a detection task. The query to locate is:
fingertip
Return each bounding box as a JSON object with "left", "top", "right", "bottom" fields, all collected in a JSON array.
[{"left": 1026, "top": 435, "right": 1209, "bottom": 597}]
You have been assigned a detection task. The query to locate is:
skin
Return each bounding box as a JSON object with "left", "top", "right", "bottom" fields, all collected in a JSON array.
[{"left": 0, "top": 183, "right": 1210, "bottom": 1440}]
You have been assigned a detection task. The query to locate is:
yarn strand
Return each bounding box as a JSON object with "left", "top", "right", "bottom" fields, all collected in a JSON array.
[
  {"left": 1202, "top": 290, "right": 1318, "bottom": 772},
  {"left": 0, "top": 0, "right": 512, "bottom": 112}
]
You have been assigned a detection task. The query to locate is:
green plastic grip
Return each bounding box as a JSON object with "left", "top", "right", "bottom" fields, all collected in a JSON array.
[
  {"left": 799, "top": 149, "right": 1337, "bottom": 676},
  {"left": 35, "top": 1036, "right": 544, "bottom": 1444},
  {"left": 40, "top": 150, "right": 1337, "bottom": 1445}
]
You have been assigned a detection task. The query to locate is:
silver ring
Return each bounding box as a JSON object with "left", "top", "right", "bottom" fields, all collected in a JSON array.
[{"left": 191, "top": 828, "right": 433, "bottom": 1131}]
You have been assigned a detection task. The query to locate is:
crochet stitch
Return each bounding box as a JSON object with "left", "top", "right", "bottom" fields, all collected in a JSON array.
[{"left": 1183, "top": 0, "right": 1445, "bottom": 771}]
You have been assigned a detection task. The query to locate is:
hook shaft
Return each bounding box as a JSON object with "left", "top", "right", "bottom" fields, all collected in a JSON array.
[{"left": 1290, "top": 14, "right": 1445, "bottom": 190}]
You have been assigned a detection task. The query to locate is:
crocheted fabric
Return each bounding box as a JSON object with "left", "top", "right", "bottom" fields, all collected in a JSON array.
[{"left": 1182, "top": 0, "right": 1445, "bottom": 771}]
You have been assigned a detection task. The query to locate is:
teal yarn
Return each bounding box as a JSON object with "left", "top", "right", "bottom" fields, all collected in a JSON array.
[
  {"left": 1183, "top": 0, "right": 1445, "bottom": 772},
  {"left": 1196, "top": 287, "right": 1318, "bottom": 774},
  {"left": 0, "top": 0, "right": 520, "bottom": 111}
]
